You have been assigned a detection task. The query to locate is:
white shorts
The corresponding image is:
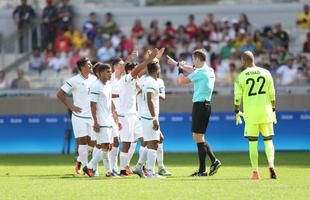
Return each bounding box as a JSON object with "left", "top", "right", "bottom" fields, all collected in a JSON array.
[
  {"left": 96, "top": 126, "right": 113, "bottom": 144},
  {"left": 90, "top": 130, "right": 97, "bottom": 141},
  {"left": 140, "top": 117, "right": 160, "bottom": 142},
  {"left": 119, "top": 115, "right": 143, "bottom": 142},
  {"left": 71, "top": 114, "right": 92, "bottom": 138},
  {"left": 111, "top": 120, "right": 119, "bottom": 138}
]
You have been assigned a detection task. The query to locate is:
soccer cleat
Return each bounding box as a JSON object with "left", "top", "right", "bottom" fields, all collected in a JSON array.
[
  {"left": 83, "top": 166, "right": 94, "bottom": 177},
  {"left": 209, "top": 159, "right": 221, "bottom": 176},
  {"left": 190, "top": 171, "right": 208, "bottom": 177},
  {"left": 120, "top": 170, "right": 129, "bottom": 177},
  {"left": 133, "top": 165, "right": 146, "bottom": 178},
  {"left": 251, "top": 171, "right": 260, "bottom": 180},
  {"left": 125, "top": 166, "right": 133, "bottom": 175},
  {"left": 145, "top": 170, "right": 165, "bottom": 179},
  {"left": 269, "top": 168, "right": 277, "bottom": 179},
  {"left": 112, "top": 168, "right": 120, "bottom": 176},
  {"left": 158, "top": 167, "right": 172, "bottom": 176},
  {"left": 106, "top": 172, "right": 120, "bottom": 178},
  {"left": 75, "top": 160, "right": 82, "bottom": 175}
]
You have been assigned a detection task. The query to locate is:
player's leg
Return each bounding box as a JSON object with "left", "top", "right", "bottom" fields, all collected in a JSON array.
[
  {"left": 245, "top": 124, "right": 260, "bottom": 180},
  {"left": 146, "top": 140, "right": 159, "bottom": 178},
  {"left": 157, "top": 132, "right": 171, "bottom": 176},
  {"left": 120, "top": 141, "right": 131, "bottom": 176},
  {"left": 133, "top": 137, "right": 147, "bottom": 178},
  {"left": 261, "top": 123, "right": 277, "bottom": 179},
  {"left": 110, "top": 136, "right": 120, "bottom": 175},
  {"left": 127, "top": 141, "right": 137, "bottom": 167}
]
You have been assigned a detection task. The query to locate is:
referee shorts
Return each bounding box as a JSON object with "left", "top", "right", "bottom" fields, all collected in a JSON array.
[{"left": 192, "top": 101, "right": 211, "bottom": 134}]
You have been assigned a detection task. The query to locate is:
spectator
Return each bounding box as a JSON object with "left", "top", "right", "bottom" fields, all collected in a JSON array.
[
  {"left": 296, "top": 56, "right": 310, "bottom": 83},
  {"left": 303, "top": 32, "right": 310, "bottom": 53},
  {"left": 48, "top": 51, "right": 67, "bottom": 72},
  {"left": 296, "top": 4, "right": 310, "bottom": 29},
  {"left": 42, "top": 0, "right": 58, "bottom": 49},
  {"left": 0, "top": 71, "right": 9, "bottom": 89},
  {"left": 276, "top": 58, "right": 298, "bottom": 85},
  {"left": 93, "top": 30, "right": 107, "bottom": 49},
  {"left": 97, "top": 40, "right": 116, "bottom": 62},
  {"left": 220, "top": 39, "right": 236, "bottom": 60},
  {"left": 131, "top": 19, "right": 145, "bottom": 41},
  {"left": 12, "top": 0, "right": 36, "bottom": 52},
  {"left": 69, "top": 48, "right": 81, "bottom": 72},
  {"left": 200, "top": 13, "right": 216, "bottom": 41},
  {"left": 147, "top": 26, "right": 160, "bottom": 47},
  {"left": 57, "top": 0, "right": 74, "bottom": 31},
  {"left": 185, "top": 14, "right": 198, "bottom": 41},
  {"left": 103, "top": 12, "right": 118, "bottom": 35},
  {"left": 241, "top": 35, "right": 256, "bottom": 53},
  {"left": 274, "top": 23, "right": 289, "bottom": 48},
  {"left": 269, "top": 58, "right": 280, "bottom": 78},
  {"left": 213, "top": 55, "right": 230, "bottom": 85},
  {"left": 239, "top": 13, "right": 251, "bottom": 32},
  {"left": 164, "top": 21, "right": 177, "bottom": 39},
  {"left": 72, "top": 30, "right": 88, "bottom": 49},
  {"left": 262, "top": 30, "right": 280, "bottom": 54},
  {"left": 228, "top": 19, "right": 239, "bottom": 40},
  {"left": 253, "top": 30, "right": 263, "bottom": 54},
  {"left": 176, "top": 25, "right": 189, "bottom": 44},
  {"left": 233, "top": 29, "right": 246, "bottom": 51},
  {"left": 11, "top": 68, "right": 30, "bottom": 89},
  {"left": 54, "top": 31, "right": 71, "bottom": 53},
  {"left": 227, "top": 63, "right": 238, "bottom": 85},
  {"left": 120, "top": 34, "right": 135, "bottom": 56},
  {"left": 79, "top": 43, "right": 90, "bottom": 57},
  {"left": 29, "top": 47, "right": 46, "bottom": 75},
  {"left": 83, "top": 12, "right": 100, "bottom": 42}
]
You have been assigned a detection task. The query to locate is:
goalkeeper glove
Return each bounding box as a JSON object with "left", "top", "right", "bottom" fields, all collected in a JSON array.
[
  {"left": 272, "top": 108, "right": 277, "bottom": 124},
  {"left": 235, "top": 110, "right": 243, "bottom": 126}
]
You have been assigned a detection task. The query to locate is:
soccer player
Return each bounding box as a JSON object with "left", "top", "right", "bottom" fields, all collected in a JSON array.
[
  {"left": 83, "top": 63, "right": 121, "bottom": 177},
  {"left": 167, "top": 49, "right": 221, "bottom": 177},
  {"left": 57, "top": 57, "right": 97, "bottom": 174},
  {"left": 234, "top": 51, "right": 277, "bottom": 180},
  {"left": 134, "top": 60, "right": 163, "bottom": 178},
  {"left": 118, "top": 49, "right": 158, "bottom": 176}
]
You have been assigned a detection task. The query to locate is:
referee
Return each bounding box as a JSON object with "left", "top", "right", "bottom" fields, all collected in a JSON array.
[{"left": 167, "top": 49, "right": 221, "bottom": 176}]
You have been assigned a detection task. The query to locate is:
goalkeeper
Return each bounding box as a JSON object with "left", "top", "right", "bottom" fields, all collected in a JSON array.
[{"left": 234, "top": 51, "right": 277, "bottom": 180}]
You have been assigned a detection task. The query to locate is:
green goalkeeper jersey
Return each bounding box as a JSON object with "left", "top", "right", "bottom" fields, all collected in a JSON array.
[{"left": 234, "top": 66, "right": 275, "bottom": 125}]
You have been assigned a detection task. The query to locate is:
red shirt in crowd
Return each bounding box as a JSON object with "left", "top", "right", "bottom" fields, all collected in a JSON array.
[{"left": 185, "top": 23, "right": 198, "bottom": 40}]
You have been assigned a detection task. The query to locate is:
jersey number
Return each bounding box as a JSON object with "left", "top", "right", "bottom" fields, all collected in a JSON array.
[{"left": 246, "top": 76, "right": 266, "bottom": 96}]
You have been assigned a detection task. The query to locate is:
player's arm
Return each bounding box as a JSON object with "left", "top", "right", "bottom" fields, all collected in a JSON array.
[
  {"left": 234, "top": 77, "right": 243, "bottom": 125},
  {"left": 90, "top": 101, "right": 100, "bottom": 133},
  {"left": 159, "top": 89, "right": 165, "bottom": 101},
  {"left": 112, "top": 101, "right": 122, "bottom": 131},
  {"left": 147, "top": 92, "right": 159, "bottom": 131},
  {"left": 131, "top": 48, "right": 158, "bottom": 78},
  {"left": 159, "top": 81, "right": 166, "bottom": 101},
  {"left": 57, "top": 81, "right": 81, "bottom": 113},
  {"left": 112, "top": 94, "right": 119, "bottom": 98},
  {"left": 114, "top": 50, "right": 139, "bottom": 80},
  {"left": 268, "top": 73, "right": 277, "bottom": 124}
]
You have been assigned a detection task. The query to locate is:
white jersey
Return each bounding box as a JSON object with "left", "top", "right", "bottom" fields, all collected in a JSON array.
[
  {"left": 119, "top": 73, "right": 138, "bottom": 116},
  {"left": 140, "top": 76, "right": 160, "bottom": 119},
  {"left": 89, "top": 79, "right": 113, "bottom": 126},
  {"left": 137, "top": 75, "right": 147, "bottom": 117},
  {"left": 111, "top": 72, "right": 120, "bottom": 113},
  {"left": 61, "top": 74, "right": 97, "bottom": 118}
]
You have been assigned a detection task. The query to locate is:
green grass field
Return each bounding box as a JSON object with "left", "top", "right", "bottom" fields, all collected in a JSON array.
[{"left": 0, "top": 152, "right": 309, "bottom": 200}]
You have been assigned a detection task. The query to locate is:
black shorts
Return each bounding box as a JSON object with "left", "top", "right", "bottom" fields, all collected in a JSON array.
[{"left": 191, "top": 101, "right": 211, "bottom": 134}]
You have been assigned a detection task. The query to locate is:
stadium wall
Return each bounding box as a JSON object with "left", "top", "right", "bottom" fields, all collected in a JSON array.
[{"left": 0, "top": 112, "right": 309, "bottom": 153}]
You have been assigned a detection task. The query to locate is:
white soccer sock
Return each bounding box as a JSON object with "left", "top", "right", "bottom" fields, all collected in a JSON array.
[
  {"left": 127, "top": 142, "right": 137, "bottom": 166},
  {"left": 109, "top": 147, "right": 119, "bottom": 170},
  {"left": 146, "top": 149, "right": 157, "bottom": 174},
  {"left": 87, "top": 148, "right": 103, "bottom": 169},
  {"left": 78, "top": 144, "right": 88, "bottom": 166},
  {"left": 157, "top": 143, "right": 165, "bottom": 169},
  {"left": 92, "top": 146, "right": 101, "bottom": 169},
  {"left": 120, "top": 152, "right": 128, "bottom": 170},
  {"left": 102, "top": 150, "right": 111, "bottom": 173},
  {"left": 138, "top": 146, "right": 147, "bottom": 165}
]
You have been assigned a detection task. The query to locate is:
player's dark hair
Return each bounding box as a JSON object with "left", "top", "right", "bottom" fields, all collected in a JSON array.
[
  {"left": 97, "top": 63, "right": 111, "bottom": 73},
  {"left": 76, "top": 57, "right": 89, "bottom": 71},
  {"left": 92, "top": 62, "right": 101, "bottom": 77},
  {"left": 192, "top": 49, "right": 207, "bottom": 62},
  {"left": 125, "top": 62, "right": 138, "bottom": 74},
  {"left": 147, "top": 61, "right": 159, "bottom": 75},
  {"left": 111, "top": 57, "right": 123, "bottom": 67}
]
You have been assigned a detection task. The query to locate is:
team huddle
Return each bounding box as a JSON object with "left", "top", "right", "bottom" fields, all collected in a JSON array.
[
  {"left": 57, "top": 48, "right": 171, "bottom": 178},
  {"left": 57, "top": 48, "right": 277, "bottom": 180}
]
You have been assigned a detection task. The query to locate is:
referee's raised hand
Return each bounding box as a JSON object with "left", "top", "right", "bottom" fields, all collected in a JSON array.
[{"left": 166, "top": 55, "right": 177, "bottom": 66}]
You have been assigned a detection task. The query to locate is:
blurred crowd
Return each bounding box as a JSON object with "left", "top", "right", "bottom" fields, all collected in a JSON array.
[{"left": 1, "top": 0, "right": 310, "bottom": 89}]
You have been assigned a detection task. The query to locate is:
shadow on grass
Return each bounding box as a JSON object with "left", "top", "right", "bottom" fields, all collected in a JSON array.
[{"left": 0, "top": 152, "right": 309, "bottom": 167}]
